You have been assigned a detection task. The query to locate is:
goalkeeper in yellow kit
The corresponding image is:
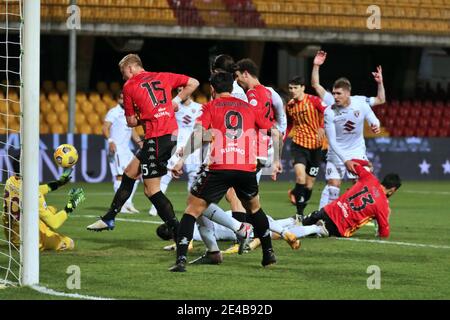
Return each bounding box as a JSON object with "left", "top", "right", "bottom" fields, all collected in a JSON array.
[{"left": 2, "top": 156, "right": 85, "bottom": 251}]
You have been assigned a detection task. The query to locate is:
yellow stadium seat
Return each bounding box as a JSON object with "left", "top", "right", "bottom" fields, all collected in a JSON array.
[
  {"left": 9, "top": 122, "right": 20, "bottom": 133},
  {"left": 9, "top": 102, "right": 20, "bottom": 116},
  {"left": 60, "top": 112, "right": 69, "bottom": 126},
  {"left": 40, "top": 123, "right": 50, "bottom": 134},
  {"left": 61, "top": 92, "right": 69, "bottom": 103},
  {"left": 0, "top": 101, "right": 7, "bottom": 114},
  {"left": 46, "top": 113, "right": 58, "bottom": 125},
  {"left": 52, "top": 101, "right": 66, "bottom": 113},
  {"left": 94, "top": 101, "right": 107, "bottom": 115},
  {"left": 89, "top": 92, "right": 101, "bottom": 103},
  {"left": 87, "top": 113, "right": 100, "bottom": 126},
  {"left": 55, "top": 81, "right": 67, "bottom": 93},
  {"left": 135, "top": 125, "right": 145, "bottom": 137},
  {"left": 76, "top": 92, "right": 87, "bottom": 103},
  {"left": 81, "top": 101, "right": 93, "bottom": 114},
  {"left": 42, "top": 80, "right": 54, "bottom": 93},
  {"left": 92, "top": 125, "right": 103, "bottom": 135},
  {"left": 47, "top": 91, "right": 60, "bottom": 103},
  {"left": 51, "top": 123, "right": 65, "bottom": 134},
  {"left": 78, "top": 123, "right": 92, "bottom": 134},
  {"left": 75, "top": 113, "right": 86, "bottom": 126}
]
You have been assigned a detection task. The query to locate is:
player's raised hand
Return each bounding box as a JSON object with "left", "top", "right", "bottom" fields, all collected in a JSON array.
[
  {"left": 371, "top": 124, "right": 381, "bottom": 134},
  {"left": 314, "top": 51, "right": 327, "bottom": 66},
  {"left": 271, "top": 160, "right": 283, "bottom": 181},
  {"left": 317, "top": 127, "right": 326, "bottom": 143},
  {"left": 57, "top": 168, "right": 73, "bottom": 186},
  {"left": 372, "top": 65, "right": 383, "bottom": 84},
  {"left": 344, "top": 160, "right": 358, "bottom": 174},
  {"left": 108, "top": 141, "right": 117, "bottom": 155}
]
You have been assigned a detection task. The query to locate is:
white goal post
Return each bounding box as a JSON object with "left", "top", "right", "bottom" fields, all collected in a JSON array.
[{"left": 20, "top": 0, "right": 40, "bottom": 286}]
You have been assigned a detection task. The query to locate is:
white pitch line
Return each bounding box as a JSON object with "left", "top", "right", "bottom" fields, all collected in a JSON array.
[
  {"left": 337, "top": 237, "right": 450, "bottom": 250},
  {"left": 78, "top": 215, "right": 162, "bottom": 225},
  {"left": 30, "top": 285, "right": 115, "bottom": 300}
]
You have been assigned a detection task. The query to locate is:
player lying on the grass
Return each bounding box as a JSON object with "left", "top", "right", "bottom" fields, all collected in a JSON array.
[
  {"left": 311, "top": 50, "right": 385, "bottom": 210},
  {"left": 167, "top": 72, "right": 283, "bottom": 272},
  {"left": 87, "top": 53, "right": 199, "bottom": 240},
  {"left": 302, "top": 159, "right": 401, "bottom": 238},
  {"left": 2, "top": 153, "right": 85, "bottom": 251},
  {"left": 156, "top": 211, "right": 327, "bottom": 264}
]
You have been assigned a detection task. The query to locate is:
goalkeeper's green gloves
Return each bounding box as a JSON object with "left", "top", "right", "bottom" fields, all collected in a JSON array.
[
  {"left": 64, "top": 188, "right": 85, "bottom": 214},
  {"left": 48, "top": 168, "right": 73, "bottom": 191}
]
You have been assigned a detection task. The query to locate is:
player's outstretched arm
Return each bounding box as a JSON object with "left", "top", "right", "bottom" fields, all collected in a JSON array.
[
  {"left": 46, "top": 168, "right": 73, "bottom": 192},
  {"left": 173, "top": 77, "right": 200, "bottom": 106},
  {"left": 372, "top": 65, "right": 385, "bottom": 106},
  {"left": 311, "top": 51, "right": 327, "bottom": 99},
  {"left": 168, "top": 123, "right": 204, "bottom": 178},
  {"left": 271, "top": 127, "right": 284, "bottom": 181}
]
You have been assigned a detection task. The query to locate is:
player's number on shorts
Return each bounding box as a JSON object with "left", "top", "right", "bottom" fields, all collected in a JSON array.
[
  {"left": 141, "top": 81, "right": 167, "bottom": 107},
  {"left": 141, "top": 164, "right": 149, "bottom": 176},
  {"left": 347, "top": 186, "right": 374, "bottom": 211},
  {"left": 225, "top": 111, "right": 243, "bottom": 139}
]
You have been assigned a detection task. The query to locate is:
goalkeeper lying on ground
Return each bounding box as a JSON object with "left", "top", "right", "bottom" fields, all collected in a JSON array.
[{"left": 2, "top": 154, "right": 85, "bottom": 251}]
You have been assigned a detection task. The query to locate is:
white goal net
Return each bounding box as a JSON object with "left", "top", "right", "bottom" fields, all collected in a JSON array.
[{"left": 0, "top": 0, "right": 23, "bottom": 287}]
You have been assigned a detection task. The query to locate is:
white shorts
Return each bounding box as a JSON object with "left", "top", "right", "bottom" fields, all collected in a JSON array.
[
  {"left": 325, "top": 154, "right": 368, "bottom": 181},
  {"left": 109, "top": 149, "right": 134, "bottom": 177}
]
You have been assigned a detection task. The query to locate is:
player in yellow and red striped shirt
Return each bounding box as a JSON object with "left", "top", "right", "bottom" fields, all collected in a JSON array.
[{"left": 286, "top": 76, "right": 326, "bottom": 220}]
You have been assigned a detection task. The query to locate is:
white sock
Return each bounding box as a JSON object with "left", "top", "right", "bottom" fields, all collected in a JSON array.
[
  {"left": 125, "top": 180, "right": 139, "bottom": 206},
  {"left": 202, "top": 203, "right": 241, "bottom": 232},
  {"left": 328, "top": 186, "right": 340, "bottom": 203},
  {"left": 267, "top": 215, "right": 285, "bottom": 235},
  {"left": 113, "top": 179, "right": 121, "bottom": 193},
  {"left": 319, "top": 185, "right": 330, "bottom": 209},
  {"left": 275, "top": 217, "right": 297, "bottom": 229},
  {"left": 319, "top": 185, "right": 340, "bottom": 209},
  {"left": 197, "top": 216, "right": 220, "bottom": 252},
  {"left": 160, "top": 172, "right": 172, "bottom": 193},
  {"left": 288, "top": 225, "right": 321, "bottom": 238}
]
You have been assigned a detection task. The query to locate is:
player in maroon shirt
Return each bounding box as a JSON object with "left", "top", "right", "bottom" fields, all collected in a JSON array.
[
  {"left": 167, "top": 72, "right": 283, "bottom": 272},
  {"left": 87, "top": 54, "right": 199, "bottom": 237},
  {"left": 302, "top": 160, "right": 401, "bottom": 238}
]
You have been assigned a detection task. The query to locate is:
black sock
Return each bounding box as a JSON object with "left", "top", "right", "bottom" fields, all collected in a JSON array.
[
  {"left": 102, "top": 174, "right": 136, "bottom": 221},
  {"left": 292, "top": 183, "right": 307, "bottom": 217},
  {"left": 149, "top": 191, "right": 179, "bottom": 239},
  {"left": 304, "top": 188, "right": 312, "bottom": 203},
  {"left": 249, "top": 208, "right": 272, "bottom": 252},
  {"left": 232, "top": 211, "right": 247, "bottom": 222},
  {"left": 176, "top": 214, "right": 196, "bottom": 262}
]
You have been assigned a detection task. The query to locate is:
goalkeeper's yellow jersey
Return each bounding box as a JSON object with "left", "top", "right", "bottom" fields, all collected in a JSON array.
[{"left": 2, "top": 176, "right": 68, "bottom": 249}]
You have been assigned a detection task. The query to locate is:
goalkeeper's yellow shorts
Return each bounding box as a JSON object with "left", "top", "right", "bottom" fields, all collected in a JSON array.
[{"left": 39, "top": 221, "right": 74, "bottom": 251}]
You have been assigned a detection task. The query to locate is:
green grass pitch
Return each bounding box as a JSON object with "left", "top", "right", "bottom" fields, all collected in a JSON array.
[{"left": 1, "top": 180, "right": 450, "bottom": 300}]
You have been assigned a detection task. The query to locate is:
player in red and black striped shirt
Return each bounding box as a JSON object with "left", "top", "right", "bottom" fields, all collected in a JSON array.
[{"left": 286, "top": 76, "right": 326, "bottom": 220}]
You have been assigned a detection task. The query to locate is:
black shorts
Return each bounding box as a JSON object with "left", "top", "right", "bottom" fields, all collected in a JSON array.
[
  {"left": 302, "top": 208, "right": 341, "bottom": 237},
  {"left": 291, "top": 143, "right": 322, "bottom": 177},
  {"left": 136, "top": 134, "right": 176, "bottom": 179},
  {"left": 190, "top": 169, "right": 259, "bottom": 204}
]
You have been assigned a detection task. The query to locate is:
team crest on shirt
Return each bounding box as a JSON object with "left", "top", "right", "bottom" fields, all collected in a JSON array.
[
  {"left": 354, "top": 111, "right": 360, "bottom": 118},
  {"left": 249, "top": 99, "right": 258, "bottom": 106}
]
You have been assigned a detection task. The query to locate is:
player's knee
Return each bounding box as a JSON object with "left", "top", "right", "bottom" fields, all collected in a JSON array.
[{"left": 328, "top": 179, "right": 341, "bottom": 188}]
